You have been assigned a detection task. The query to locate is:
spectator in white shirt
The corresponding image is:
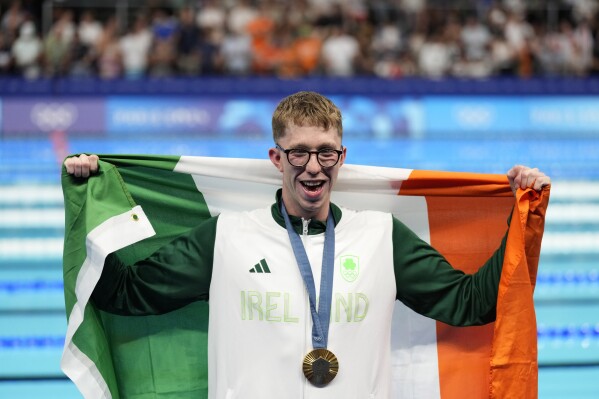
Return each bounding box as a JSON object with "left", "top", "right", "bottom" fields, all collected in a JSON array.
[
  {"left": 11, "top": 20, "right": 42, "bottom": 79},
  {"left": 321, "top": 26, "right": 360, "bottom": 76},
  {"left": 78, "top": 11, "right": 103, "bottom": 48},
  {"left": 461, "top": 14, "right": 491, "bottom": 61},
  {"left": 120, "top": 15, "right": 152, "bottom": 78}
]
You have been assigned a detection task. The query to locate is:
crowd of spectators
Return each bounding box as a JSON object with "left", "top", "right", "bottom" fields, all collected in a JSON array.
[{"left": 1, "top": 0, "right": 598, "bottom": 80}]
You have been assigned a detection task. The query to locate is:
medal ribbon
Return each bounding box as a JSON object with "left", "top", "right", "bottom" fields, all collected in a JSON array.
[{"left": 281, "top": 203, "right": 335, "bottom": 349}]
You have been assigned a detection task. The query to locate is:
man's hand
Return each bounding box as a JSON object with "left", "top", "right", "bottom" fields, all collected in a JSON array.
[
  {"left": 64, "top": 154, "right": 99, "bottom": 178},
  {"left": 507, "top": 165, "right": 551, "bottom": 196}
]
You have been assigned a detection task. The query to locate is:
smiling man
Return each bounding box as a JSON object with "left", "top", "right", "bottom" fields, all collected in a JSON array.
[
  {"left": 64, "top": 91, "right": 550, "bottom": 398},
  {"left": 269, "top": 93, "right": 346, "bottom": 221}
]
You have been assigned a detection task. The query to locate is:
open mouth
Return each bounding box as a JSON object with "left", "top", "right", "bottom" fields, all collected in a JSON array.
[{"left": 301, "top": 180, "right": 325, "bottom": 193}]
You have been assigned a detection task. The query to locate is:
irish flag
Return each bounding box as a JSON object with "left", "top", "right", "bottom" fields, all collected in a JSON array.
[{"left": 61, "top": 155, "right": 549, "bottom": 398}]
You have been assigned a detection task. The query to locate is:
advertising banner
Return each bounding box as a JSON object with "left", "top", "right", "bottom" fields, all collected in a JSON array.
[
  {"left": 2, "top": 95, "right": 598, "bottom": 139},
  {"left": 106, "top": 97, "right": 230, "bottom": 136},
  {"left": 3, "top": 98, "right": 105, "bottom": 136},
  {"left": 105, "top": 96, "right": 423, "bottom": 139},
  {"left": 423, "top": 96, "right": 599, "bottom": 137}
]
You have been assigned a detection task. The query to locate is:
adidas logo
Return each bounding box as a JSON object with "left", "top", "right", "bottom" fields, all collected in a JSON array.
[{"left": 249, "top": 259, "right": 271, "bottom": 273}]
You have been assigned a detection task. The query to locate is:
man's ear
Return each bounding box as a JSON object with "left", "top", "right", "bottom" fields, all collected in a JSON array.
[
  {"left": 338, "top": 146, "right": 347, "bottom": 167},
  {"left": 269, "top": 147, "right": 284, "bottom": 172}
]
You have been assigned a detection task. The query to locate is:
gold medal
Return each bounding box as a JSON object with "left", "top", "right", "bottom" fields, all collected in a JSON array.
[{"left": 302, "top": 348, "right": 339, "bottom": 387}]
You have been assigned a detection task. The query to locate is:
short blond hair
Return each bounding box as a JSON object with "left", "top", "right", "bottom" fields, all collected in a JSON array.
[{"left": 272, "top": 91, "right": 343, "bottom": 141}]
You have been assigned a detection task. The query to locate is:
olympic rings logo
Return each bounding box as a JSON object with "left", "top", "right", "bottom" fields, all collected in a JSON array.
[{"left": 31, "top": 103, "right": 78, "bottom": 131}]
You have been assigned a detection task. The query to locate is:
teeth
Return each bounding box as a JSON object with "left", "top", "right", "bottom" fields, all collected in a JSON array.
[{"left": 303, "top": 181, "right": 322, "bottom": 186}]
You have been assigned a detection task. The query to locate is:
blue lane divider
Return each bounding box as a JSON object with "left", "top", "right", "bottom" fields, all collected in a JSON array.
[
  {"left": 0, "top": 336, "right": 64, "bottom": 348},
  {"left": 0, "top": 324, "right": 598, "bottom": 350},
  {"left": 0, "top": 281, "right": 63, "bottom": 293},
  {"left": 537, "top": 324, "right": 599, "bottom": 340},
  {"left": 536, "top": 271, "right": 599, "bottom": 284},
  {"left": 0, "top": 272, "right": 597, "bottom": 295}
]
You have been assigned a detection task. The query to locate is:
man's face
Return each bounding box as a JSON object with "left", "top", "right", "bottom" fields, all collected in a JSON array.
[{"left": 269, "top": 124, "right": 346, "bottom": 221}]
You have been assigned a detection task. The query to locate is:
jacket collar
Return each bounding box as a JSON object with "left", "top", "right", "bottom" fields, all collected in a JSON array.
[{"left": 270, "top": 189, "right": 342, "bottom": 235}]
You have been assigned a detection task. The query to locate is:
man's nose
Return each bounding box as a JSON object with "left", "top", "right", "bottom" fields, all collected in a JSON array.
[{"left": 305, "top": 153, "right": 321, "bottom": 173}]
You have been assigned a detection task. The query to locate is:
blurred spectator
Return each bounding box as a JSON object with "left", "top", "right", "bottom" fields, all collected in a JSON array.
[
  {"left": 149, "top": 9, "right": 178, "bottom": 77},
  {"left": 246, "top": 3, "right": 276, "bottom": 74},
  {"left": 371, "top": 20, "right": 403, "bottom": 59},
  {"left": 572, "top": 18, "right": 594, "bottom": 75},
  {"left": 196, "top": 0, "right": 227, "bottom": 75},
  {"left": 487, "top": 3, "right": 508, "bottom": 35},
  {"left": 68, "top": 30, "right": 95, "bottom": 77},
  {"left": 220, "top": 26, "right": 252, "bottom": 75},
  {"left": 555, "top": 19, "right": 579, "bottom": 75},
  {"left": 43, "top": 14, "right": 72, "bottom": 76},
  {"left": 151, "top": 8, "right": 178, "bottom": 42},
  {"left": 312, "top": 1, "right": 344, "bottom": 27},
  {"left": 227, "top": 0, "right": 258, "bottom": 35},
  {"left": 504, "top": 11, "right": 534, "bottom": 54},
  {"left": 399, "top": 0, "right": 426, "bottom": 32},
  {"left": 41, "top": 8, "right": 75, "bottom": 77},
  {"left": 396, "top": 51, "right": 418, "bottom": 77},
  {"left": 418, "top": 29, "right": 455, "bottom": 78},
  {"left": 50, "top": 9, "right": 75, "bottom": 46},
  {"left": 285, "top": 0, "right": 318, "bottom": 28},
  {"left": 374, "top": 53, "right": 403, "bottom": 78},
  {"left": 11, "top": 20, "right": 41, "bottom": 79},
  {"left": 270, "top": 25, "right": 299, "bottom": 77},
  {"left": 452, "top": 48, "right": 493, "bottom": 78},
  {"left": 120, "top": 15, "right": 152, "bottom": 78},
  {"left": 502, "top": 0, "right": 527, "bottom": 16},
  {"left": 198, "top": 27, "right": 222, "bottom": 74},
  {"left": 374, "top": 49, "right": 418, "bottom": 79},
  {"left": 344, "top": 0, "right": 369, "bottom": 22},
  {"left": 292, "top": 25, "right": 323, "bottom": 76},
  {"left": 354, "top": 23, "right": 376, "bottom": 75},
  {"left": 0, "top": 31, "right": 12, "bottom": 74},
  {"left": 176, "top": 7, "right": 201, "bottom": 75},
  {"left": 95, "top": 17, "right": 122, "bottom": 79},
  {"left": 401, "top": 0, "right": 426, "bottom": 15},
  {"left": 1, "top": 0, "right": 26, "bottom": 42},
  {"left": 489, "top": 31, "right": 517, "bottom": 75},
  {"left": 0, "top": 0, "right": 596, "bottom": 80},
  {"left": 149, "top": 37, "right": 176, "bottom": 77},
  {"left": 196, "top": 0, "right": 226, "bottom": 33},
  {"left": 461, "top": 14, "right": 491, "bottom": 62},
  {"left": 564, "top": 0, "right": 598, "bottom": 22},
  {"left": 443, "top": 11, "right": 463, "bottom": 44},
  {"left": 321, "top": 26, "right": 360, "bottom": 76},
  {"left": 78, "top": 10, "right": 103, "bottom": 49}
]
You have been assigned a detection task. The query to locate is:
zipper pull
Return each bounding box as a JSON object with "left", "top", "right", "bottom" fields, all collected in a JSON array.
[{"left": 302, "top": 218, "right": 310, "bottom": 236}]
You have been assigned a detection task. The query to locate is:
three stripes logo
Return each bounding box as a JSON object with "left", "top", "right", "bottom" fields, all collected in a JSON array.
[{"left": 249, "top": 259, "right": 271, "bottom": 274}]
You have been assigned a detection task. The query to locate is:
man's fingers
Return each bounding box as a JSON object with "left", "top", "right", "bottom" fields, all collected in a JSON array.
[
  {"left": 506, "top": 164, "right": 523, "bottom": 180},
  {"left": 506, "top": 165, "right": 550, "bottom": 195},
  {"left": 64, "top": 154, "right": 99, "bottom": 177},
  {"left": 533, "top": 176, "right": 551, "bottom": 191},
  {"left": 521, "top": 167, "right": 539, "bottom": 190},
  {"left": 507, "top": 165, "right": 524, "bottom": 195},
  {"left": 64, "top": 158, "right": 75, "bottom": 175},
  {"left": 89, "top": 154, "right": 99, "bottom": 174},
  {"left": 79, "top": 154, "right": 91, "bottom": 178}
]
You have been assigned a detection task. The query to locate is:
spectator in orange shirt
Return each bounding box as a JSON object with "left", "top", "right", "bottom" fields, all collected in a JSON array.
[{"left": 293, "top": 25, "right": 322, "bottom": 76}]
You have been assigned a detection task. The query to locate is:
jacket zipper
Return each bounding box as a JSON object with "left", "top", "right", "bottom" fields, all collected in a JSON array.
[{"left": 301, "top": 218, "right": 310, "bottom": 236}]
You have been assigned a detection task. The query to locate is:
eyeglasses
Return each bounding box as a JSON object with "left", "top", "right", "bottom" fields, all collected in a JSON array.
[{"left": 276, "top": 144, "right": 343, "bottom": 168}]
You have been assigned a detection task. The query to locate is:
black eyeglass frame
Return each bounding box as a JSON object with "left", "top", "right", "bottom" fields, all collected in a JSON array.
[{"left": 275, "top": 144, "right": 344, "bottom": 168}]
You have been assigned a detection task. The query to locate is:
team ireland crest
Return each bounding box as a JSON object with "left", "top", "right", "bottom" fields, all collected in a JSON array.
[{"left": 339, "top": 255, "right": 359, "bottom": 282}]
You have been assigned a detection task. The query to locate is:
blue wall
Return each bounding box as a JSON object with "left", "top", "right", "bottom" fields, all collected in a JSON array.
[{"left": 1, "top": 77, "right": 598, "bottom": 183}]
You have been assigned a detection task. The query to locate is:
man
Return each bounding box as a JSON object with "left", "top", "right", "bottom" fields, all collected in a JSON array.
[{"left": 64, "top": 91, "right": 550, "bottom": 397}]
